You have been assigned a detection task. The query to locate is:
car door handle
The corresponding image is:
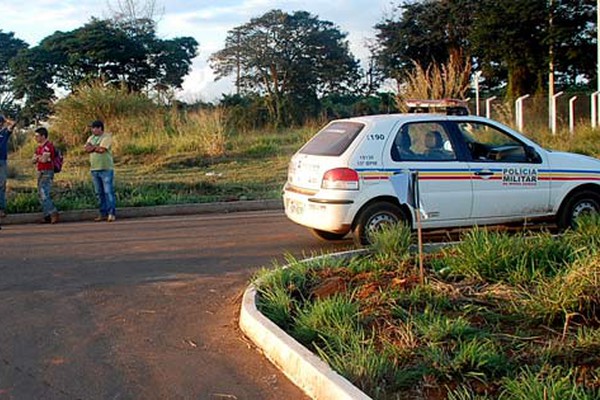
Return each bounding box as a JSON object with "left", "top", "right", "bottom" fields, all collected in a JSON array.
[{"left": 474, "top": 170, "right": 494, "bottom": 177}]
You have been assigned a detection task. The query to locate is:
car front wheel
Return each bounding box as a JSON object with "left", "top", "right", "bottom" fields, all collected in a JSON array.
[
  {"left": 352, "top": 202, "right": 406, "bottom": 246},
  {"left": 557, "top": 190, "right": 600, "bottom": 230}
]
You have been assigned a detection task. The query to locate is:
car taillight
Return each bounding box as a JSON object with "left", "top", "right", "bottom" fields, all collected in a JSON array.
[{"left": 321, "top": 168, "right": 359, "bottom": 190}]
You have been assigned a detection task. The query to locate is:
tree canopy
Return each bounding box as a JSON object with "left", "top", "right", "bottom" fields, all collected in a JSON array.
[
  {"left": 0, "top": 30, "right": 28, "bottom": 114},
  {"left": 3, "top": 1, "right": 598, "bottom": 125},
  {"left": 374, "top": 0, "right": 597, "bottom": 100},
  {"left": 210, "top": 9, "right": 359, "bottom": 126},
  {"left": 9, "top": 17, "right": 198, "bottom": 119}
]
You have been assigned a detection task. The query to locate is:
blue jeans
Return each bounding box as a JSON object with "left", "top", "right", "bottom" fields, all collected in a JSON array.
[
  {"left": 0, "top": 160, "right": 6, "bottom": 210},
  {"left": 37, "top": 170, "right": 57, "bottom": 216},
  {"left": 91, "top": 169, "right": 116, "bottom": 217}
]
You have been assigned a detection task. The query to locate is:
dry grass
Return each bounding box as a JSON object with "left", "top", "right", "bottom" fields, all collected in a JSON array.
[
  {"left": 396, "top": 52, "right": 472, "bottom": 111},
  {"left": 51, "top": 80, "right": 228, "bottom": 158}
]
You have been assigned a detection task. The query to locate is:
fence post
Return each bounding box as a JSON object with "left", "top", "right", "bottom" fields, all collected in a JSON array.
[
  {"left": 591, "top": 91, "right": 600, "bottom": 128},
  {"left": 569, "top": 96, "right": 577, "bottom": 135},
  {"left": 473, "top": 71, "right": 482, "bottom": 116},
  {"left": 515, "top": 94, "right": 530, "bottom": 131},
  {"left": 485, "top": 96, "right": 497, "bottom": 119},
  {"left": 551, "top": 91, "right": 564, "bottom": 135}
]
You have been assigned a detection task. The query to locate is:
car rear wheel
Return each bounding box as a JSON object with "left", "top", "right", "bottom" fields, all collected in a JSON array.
[
  {"left": 557, "top": 190, "right": 600, "bottom": 230},
  {"left": 352, "top": 202, "right": 406, "bottom": 246},
  {"left": 310, "top": 228, "right": 348, "bottom": 241}
]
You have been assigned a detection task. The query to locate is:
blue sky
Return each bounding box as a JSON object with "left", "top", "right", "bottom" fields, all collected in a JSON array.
[{"left": 3, "top": 0, "right": 396, "bottom": 101}]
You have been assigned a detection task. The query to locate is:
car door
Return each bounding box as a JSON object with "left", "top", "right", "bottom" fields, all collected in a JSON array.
[
  {"left": 387, "top": 120, "right": 472, "bottom": 228},
  {"left": 454, "top": 120, "right": 551, "bottom": 220}
]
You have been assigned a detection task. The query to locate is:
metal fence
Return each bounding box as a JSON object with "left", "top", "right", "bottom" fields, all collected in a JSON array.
[{"left": 470, "top": 91, "right": 597, "bottom": 134}]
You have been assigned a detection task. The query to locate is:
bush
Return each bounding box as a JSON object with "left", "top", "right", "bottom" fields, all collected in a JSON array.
[
  {"left": 53, "top": 80, "right": 158, "bottom": 147},
  {"left": 50, "top": 81, "right": 230, "bottom": 159}
]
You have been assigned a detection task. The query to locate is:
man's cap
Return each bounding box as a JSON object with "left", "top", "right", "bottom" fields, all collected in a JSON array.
[{"left": 89, "top": 120, "right": 104, "bottom": 129}]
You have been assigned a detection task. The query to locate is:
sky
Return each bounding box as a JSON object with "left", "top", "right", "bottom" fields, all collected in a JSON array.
[{"left": 3, "top": 0, "right": 397, "bottom": 102}]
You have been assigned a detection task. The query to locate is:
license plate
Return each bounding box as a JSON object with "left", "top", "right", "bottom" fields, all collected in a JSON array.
[{"left": 287, "top": 199, "right": 304, "bottom": 215}]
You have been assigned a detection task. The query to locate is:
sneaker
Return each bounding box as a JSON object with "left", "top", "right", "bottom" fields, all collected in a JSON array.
[
  {"left": 94, "top": 215, "right": 106, "bottom": 222},
  {"left": 107, "top": 214, "right": 116, "bottom": 222},
  {"left": 38, "top": 215, "right": 51, "bottom": 224},
  {"left": 50, "top": 212, "right": 59, "bottom": 224}
]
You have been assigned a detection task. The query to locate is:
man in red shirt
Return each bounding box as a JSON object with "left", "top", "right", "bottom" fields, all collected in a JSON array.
[{"left": 33, "top": 127, "right": 59, "bottom": 224}]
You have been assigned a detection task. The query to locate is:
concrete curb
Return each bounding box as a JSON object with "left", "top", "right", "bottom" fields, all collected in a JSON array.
[
  {"left": 239, "top": 242, "right": 458, "bottom": 400},
  {"left": 240, "top": 249, "right": 372, "bottom": 400},
  {"left": 0, "top": 199, "right": 284, "bottom": 225}
]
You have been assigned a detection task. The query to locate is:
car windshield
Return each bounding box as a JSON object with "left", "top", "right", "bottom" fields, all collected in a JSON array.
[{"left": 300, "top": 121, "right": 364, "bottom": 156}]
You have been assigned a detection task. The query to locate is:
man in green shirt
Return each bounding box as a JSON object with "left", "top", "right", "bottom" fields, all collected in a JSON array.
[{"left": 84, "top": 120, "right": 116, "bottom": 222}]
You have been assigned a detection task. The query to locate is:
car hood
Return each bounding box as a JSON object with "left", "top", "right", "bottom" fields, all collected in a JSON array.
[{"left": 546, "top": 150, "right": 600, "bottom": 170}]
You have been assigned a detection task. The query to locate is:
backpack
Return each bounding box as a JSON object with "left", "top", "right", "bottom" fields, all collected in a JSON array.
[{"left": 53, "top": 147, "right": 64, "bottom": 173}]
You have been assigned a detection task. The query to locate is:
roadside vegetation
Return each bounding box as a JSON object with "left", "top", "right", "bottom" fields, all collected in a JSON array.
[
  {"left": 3, "top": 61, "right": 600, "bottom": 216},
  {"left": 4, "top": 81, "right": 319, "bottom": 214},
  {"left": 6, "top": 92, "right": 600, "bottom": 215},
  {"left": 2, "top": 1, "right": 598, "bottom": 216},
  {"left": 254, "top": 218, "right": 600, "bottom": 399}
]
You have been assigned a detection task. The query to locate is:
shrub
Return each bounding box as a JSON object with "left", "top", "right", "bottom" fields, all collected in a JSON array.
[
  {"left": 53, "top": 80, "right": 158, "bottom": 147},
  {"left": 434, "top": 228, "right": 574, "bottom": 284},
  {"left": 518, "top": 254, "right": 600, "bottom": 325},
  {"left": 500, "top": 366, "right": 596, "bottom": 400},
  {"left": 292, "top": 295, "right": 359, "bottom": 345}
]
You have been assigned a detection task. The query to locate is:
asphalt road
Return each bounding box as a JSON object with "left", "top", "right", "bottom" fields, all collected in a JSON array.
[{"left": 0, "top": 210, "right": 353, "bottom": 400}]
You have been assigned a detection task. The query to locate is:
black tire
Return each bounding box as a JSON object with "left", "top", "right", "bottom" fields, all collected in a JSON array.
[
  {"left": 557, "top": 190, "right": 600, "bottom": 230},
  {"left": 352, "top": 202, "right": 406, "bottom": 246},
  {"left": 310, "top": 228, "right": 348, "bottom": 241}
]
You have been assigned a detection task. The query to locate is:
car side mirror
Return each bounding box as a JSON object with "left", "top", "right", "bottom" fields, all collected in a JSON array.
[{"left": 525, "top": 145, "right": 541, "bottom": 163}]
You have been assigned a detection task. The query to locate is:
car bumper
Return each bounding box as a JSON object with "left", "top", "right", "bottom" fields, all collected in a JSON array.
[{"left": 283, "top": 191, "right": 354, "bottom": 234}]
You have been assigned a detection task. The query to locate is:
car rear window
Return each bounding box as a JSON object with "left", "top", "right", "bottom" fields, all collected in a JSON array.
[{"left": 300, "top": 121, "right": 364, "bottom": 156}]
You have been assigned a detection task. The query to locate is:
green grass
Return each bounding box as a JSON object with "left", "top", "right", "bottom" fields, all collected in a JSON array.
[
  {"left": 431, "top": 228, "right": 577, "bottom": 285},
  {"left": 4, "top": 123, "right": 302, "bottom": 214},
  {"left": 255, "top": 222, "right": 600, "bottom": 399},
  {"left": 7, "top": 83, "right": 600, "bottom": 216},
  {"left": 3, "top": 81, "right": 303, "bottom": 214}
]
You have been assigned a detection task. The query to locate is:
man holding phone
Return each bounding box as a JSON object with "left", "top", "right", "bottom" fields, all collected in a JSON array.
[{"left": 84, "top": 120, "right": 116, "bottom": 222}]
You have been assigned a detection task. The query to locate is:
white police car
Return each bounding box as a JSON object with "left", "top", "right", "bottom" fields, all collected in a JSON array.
[{"left": 283, "top": 114, "right": 600, "bottom": 245}]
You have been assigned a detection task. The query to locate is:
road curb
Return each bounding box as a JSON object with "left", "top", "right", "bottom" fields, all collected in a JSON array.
[
  {"left": 239, "top": 241, "right": 458, "bottom": 399},
  {"left": 0, "top": 199, "right": 284, "bottom": 225},
  {"left": 240, "top": 249, "right": 372, "bottom": 400}
]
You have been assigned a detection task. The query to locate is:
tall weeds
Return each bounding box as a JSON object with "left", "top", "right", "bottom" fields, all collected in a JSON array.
[
  {"left": 52, "top": 80, "right": 228, "bottom": 157},
  {"left": 396, "top": 52, "right": 472, "bottom": 111},
  {"left": 53, "top": 81, "right": 157, "bottom": 147}
]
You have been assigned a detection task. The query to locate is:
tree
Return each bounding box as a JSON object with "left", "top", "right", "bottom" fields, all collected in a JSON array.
[
  {"left": 549, "top": 0, "right": 597, "bottom": 87},
  {"left": 10, "top": 17, "right": 198, "bottom": 117},
  {"left": 0, "top": 31, "right": 28, "bottom": 114},
  {"left": 471, "top": 0, "right": 548, "bottom": 99},
  {"left": 374, "top": 0, "right": 476, "bottom": 82},
  {"left": 9, "top": 47, "right": 56, "bottom": 120},
  {"left": 108, "top": 0, "right": 162, "bottom": 24},
  {"left": 210, "top": 9, "right": 359, "bottom": 127},
  {"left": 374, "top": 0, "right": 596, "bottom": 101}
]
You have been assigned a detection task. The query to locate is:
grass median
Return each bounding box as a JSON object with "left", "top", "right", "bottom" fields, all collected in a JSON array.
[{"left": 254, "top": 217, "right": 600, "bottom": 399}]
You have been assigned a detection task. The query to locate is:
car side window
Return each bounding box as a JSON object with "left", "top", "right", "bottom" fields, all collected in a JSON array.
[
  {"left": 457, "top": 122, "right": 532, "bottom": 163},
  {"left": 391, "top": 122, "right": 456, "bottom": 161}
]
